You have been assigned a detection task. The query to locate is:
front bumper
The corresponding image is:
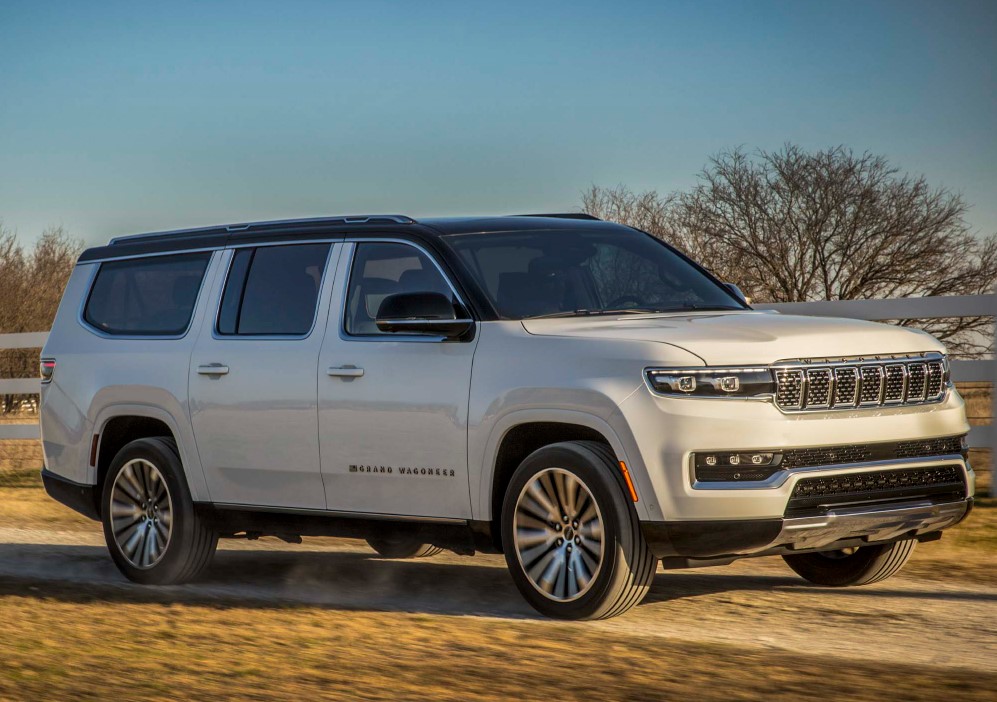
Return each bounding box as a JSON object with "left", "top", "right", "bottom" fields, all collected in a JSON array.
[
  {"left": 619, "top": 384, "right": 973, "bottom": 521},
  {"left": 642, "top": 496, "right": 973, "bottom": 560}
]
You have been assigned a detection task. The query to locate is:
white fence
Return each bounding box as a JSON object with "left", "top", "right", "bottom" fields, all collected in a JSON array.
[{"left": 2, "top": 295, "right": 994, "bottom": 450}]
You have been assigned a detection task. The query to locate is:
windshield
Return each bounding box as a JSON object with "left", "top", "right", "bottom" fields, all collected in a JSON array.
[{"left": 443, "top": 228, "right": 747, "bottom": 319}]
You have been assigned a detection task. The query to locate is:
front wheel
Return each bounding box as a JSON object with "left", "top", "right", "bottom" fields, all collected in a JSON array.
[
  {"left": 501, "top": 441, "right": 656, "bottom": 620},
  {"left": 101, "top": 437, "right": 218, "bottom": 585},
  {"left": 782, "top": 539, "right": 917, "bottom": 587}
]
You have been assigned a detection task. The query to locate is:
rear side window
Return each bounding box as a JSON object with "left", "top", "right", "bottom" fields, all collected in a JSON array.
[
  {"left": 217, "top": 243, "right": 331, "bottom": 336},
  {"left": 84, "top": 252, "right": 212, "bottom": 336}
]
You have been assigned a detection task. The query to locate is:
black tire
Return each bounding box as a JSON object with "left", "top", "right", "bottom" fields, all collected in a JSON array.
[
  {"left": 100, "top": 437, "right": 218, "bottom": 585},
  {"left": 782, "top": 539, "right": 917, "bottom": 587},
  {"left": 501, "top": 440, "right": 656, "bottom": 620},
  {"left": 366, "top": 537, "right": 444, "bottom": 559}
]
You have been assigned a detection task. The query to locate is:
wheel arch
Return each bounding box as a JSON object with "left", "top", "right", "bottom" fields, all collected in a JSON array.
[
  {"left": 90, "top": 403, "right": 209, "bottom": 506},
  {"left": 478, "top": 410, "right": 652, "bottom": 550}
]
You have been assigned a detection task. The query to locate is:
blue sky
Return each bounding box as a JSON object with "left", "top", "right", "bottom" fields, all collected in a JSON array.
[{"left": 1, "top": 0, "right": 994, "bottom": 247}]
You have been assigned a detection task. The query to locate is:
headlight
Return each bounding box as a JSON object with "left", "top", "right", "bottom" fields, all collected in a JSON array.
[{"left": 645, "top": 367, "right": 776, "bottom": 398}]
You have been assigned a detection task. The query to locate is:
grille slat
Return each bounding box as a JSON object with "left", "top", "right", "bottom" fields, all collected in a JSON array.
[
  {"left": 833, "top": 367, "right": 859, "bottom": 407},
  {"left": 906, "top": 363, "right": 927, "bottom": 402},
  {"left": 776, "top": 369, "right": 804, "bottom": 409},
  {"left": 883, "top": 364, "right": 906, "bottom": 404},
  {"left": 805, "top": 368, "right": 832, "bottom": 408},
  {"left": 926, "top": 362, "right": 945, "bottom": 398},
  {"left": 775, "top": 355, "right": 947, "bottom": 412},
  {"left": 859, "top": 365, "right": 884, "bottom": 404}
]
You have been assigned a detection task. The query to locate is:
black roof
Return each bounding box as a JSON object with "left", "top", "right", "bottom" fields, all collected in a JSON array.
[{"left": 78, "top": 213, "right": 625, "bottom": 262}]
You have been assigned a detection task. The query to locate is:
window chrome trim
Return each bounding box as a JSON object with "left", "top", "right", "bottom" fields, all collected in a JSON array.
[{"left": 339, "top": 238, "right": 474, "bottom": 344}]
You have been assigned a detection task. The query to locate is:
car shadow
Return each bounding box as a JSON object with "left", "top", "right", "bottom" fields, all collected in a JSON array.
[{"left": 0, "top": 543, "right": 992, "bottom": 619}]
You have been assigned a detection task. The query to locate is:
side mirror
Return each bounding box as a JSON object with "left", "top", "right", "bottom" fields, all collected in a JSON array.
[
  {"left": 375, "top": 292, "right": 474, "bottom": 339},
  {"left": 724, "top": 282, "right": 750, "bottom": 305}
]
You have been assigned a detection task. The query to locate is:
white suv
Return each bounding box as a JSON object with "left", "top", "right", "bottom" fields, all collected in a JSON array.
[{"left": 39, "top": 214, "right": 975, "bottom": 619}]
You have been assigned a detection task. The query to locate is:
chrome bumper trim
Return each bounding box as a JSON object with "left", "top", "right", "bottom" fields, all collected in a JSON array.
[{"left": 777, "top": 499, "right": 969, "bottom": 552}]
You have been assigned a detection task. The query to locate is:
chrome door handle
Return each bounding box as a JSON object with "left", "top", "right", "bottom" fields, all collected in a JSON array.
[
  {"left": 327, "top": 366, "right": 364, "bottom": 378},
  {"left": 197, "top": 364, "right": 230, "bottom": 376}
]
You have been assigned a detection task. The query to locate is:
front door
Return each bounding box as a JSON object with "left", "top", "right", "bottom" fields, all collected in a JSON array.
[
  {"left": 318, "top": 241, "right": 478, "bottom": 518},
  {"left": 189, "top": 242, "right": 340, "bottom": 509}
]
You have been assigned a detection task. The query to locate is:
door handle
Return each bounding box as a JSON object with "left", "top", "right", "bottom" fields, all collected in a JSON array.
[
  {"left": 327, "top": 366, "right": 364, "bottom": 378},
  {"left": 197, "top": 364, "right": 230, "bottom": 376}
]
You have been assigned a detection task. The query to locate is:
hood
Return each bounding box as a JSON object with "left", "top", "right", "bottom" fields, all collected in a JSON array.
[{"left": 521, "top": 311, "right": 944, "bottom": 366}]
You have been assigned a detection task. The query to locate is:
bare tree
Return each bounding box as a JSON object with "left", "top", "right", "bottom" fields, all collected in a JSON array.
[
  {"left": 0, "top": 224, "right": 84, "bottom": 413},
  {"left": 583, "top": 145, "right": 997, "bottom": 355}
]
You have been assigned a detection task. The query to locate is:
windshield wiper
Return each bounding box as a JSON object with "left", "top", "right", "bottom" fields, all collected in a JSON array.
[
  {"left": 526, "top": 304, "right": 745, "bottom": 319},
  {"left": 650, "top": 304, "right": 745, "bottom": 313},
  {"left": 526, "top": 308, "right": 671, "bottom": 320}
]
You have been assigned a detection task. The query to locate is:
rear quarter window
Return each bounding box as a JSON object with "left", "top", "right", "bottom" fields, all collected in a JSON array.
[{"left": 83, "top": 252, "right": 212, "bottom": 336}]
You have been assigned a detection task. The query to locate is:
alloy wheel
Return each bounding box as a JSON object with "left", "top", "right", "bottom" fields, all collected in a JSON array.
[
  {"left": 512, "top": 467, "right": 605, "bottom": 602},
  {"left": 110, "top": 458, "right": 174, "bottom": 569}
]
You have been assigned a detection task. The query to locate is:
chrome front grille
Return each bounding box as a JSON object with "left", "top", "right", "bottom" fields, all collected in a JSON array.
[{"left": 773, "top": 354, "right": 948, "bottom": 412}]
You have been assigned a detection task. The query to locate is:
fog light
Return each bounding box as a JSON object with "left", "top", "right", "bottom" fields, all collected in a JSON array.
[{"left": 693, "top": 450, "right": 784, "bottom": 482}]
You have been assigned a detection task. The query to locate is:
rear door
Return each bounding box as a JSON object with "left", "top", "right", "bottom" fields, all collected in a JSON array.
[
  {"left": 317, "top": 240, "right": 478, "bottom": 518},
  {"left": 189, "top": 242, "right": 341, "bottom": 509}
]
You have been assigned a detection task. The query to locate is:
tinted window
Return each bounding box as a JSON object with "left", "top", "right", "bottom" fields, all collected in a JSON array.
[
  {"left": 444, "top": 229, "right": 744, "bottom": 318},
  {"left": 218, "top": 244, "right": 331, "bottom": 336},
  {"left": 344, "top": 243, "right": 454, "bottom": 335},
  {"left": 84, "top": 253, "right": 211, "bottom": 335}
]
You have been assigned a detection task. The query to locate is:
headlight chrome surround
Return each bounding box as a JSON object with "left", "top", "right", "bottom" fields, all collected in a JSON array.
[{"left": 645, "top": 367, "right": 776, "bottom": 399}]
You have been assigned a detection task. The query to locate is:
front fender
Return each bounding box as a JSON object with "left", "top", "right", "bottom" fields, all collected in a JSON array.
[{"left": 471, "top": 405, "right": 655, "bottom": 522}]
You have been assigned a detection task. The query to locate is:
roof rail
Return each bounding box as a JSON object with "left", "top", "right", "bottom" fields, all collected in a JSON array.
[
  {"left": 109, "top": 214, "right": 417, "bottom": 245},
  {"left": 512, "top": 213, "right": 601, "bottom": 221}
]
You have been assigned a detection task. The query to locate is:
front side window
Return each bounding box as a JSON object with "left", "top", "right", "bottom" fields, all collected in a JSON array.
[
  {"left": 84, "top": 252, "right": 211, "bottom": 335},
  {"left": 217, "top": 243, "right": 331, "bottom": 336},
  {"left": 443, "top": 229, "right": 745, "bottom": 319},
  {"left": 344, "top": 242, "right": 455, "bottom": 335}
]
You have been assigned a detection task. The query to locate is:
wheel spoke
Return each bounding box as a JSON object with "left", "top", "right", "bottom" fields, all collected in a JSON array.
[
  {"left": 516, "top": 527, "right": 555, "bottom": 549},
  {"left": 121, "top": 523, "right": 145, "bottom": 558},
  {"left": 570, "top": 550, "right": 592, "bottom": 595},
  {"left": 563, "top": 474, "right": 580, "bottom": 519},
  {"left": 537, "top": 550, "right": 566, "bottom": 595},
  {"left": 118, "top": 467, "right": 144, "bottom": 504},
  {"left": 519, "top": 539, "right": 557, "bottom": 568},
  {"left": 111, "top": 500, "right": 141, "bottom": 519},
  {"left": 518, "top": 493, "right": 554, "bottom": 525},
  {"left": 526, "top": 482, "right": 558, "bottom": 520}
]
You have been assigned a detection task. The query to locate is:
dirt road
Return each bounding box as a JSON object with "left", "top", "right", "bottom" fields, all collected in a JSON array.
[{"left": 1, "top": 524, "right": 995, "bottom": 676}]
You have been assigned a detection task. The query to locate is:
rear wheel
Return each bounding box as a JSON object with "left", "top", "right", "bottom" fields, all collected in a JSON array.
[
  {"left": 366, "top": 537, "right": 443, "bottom": 559},
  {"left": 782, "top": 539, "right": 917, "bottom": 586},
  {"left": 501, "top": 441, "right": 656, "bottom": 620},
  {"left": 101, "top": 437, "right": 218, "bottom": 585}
]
